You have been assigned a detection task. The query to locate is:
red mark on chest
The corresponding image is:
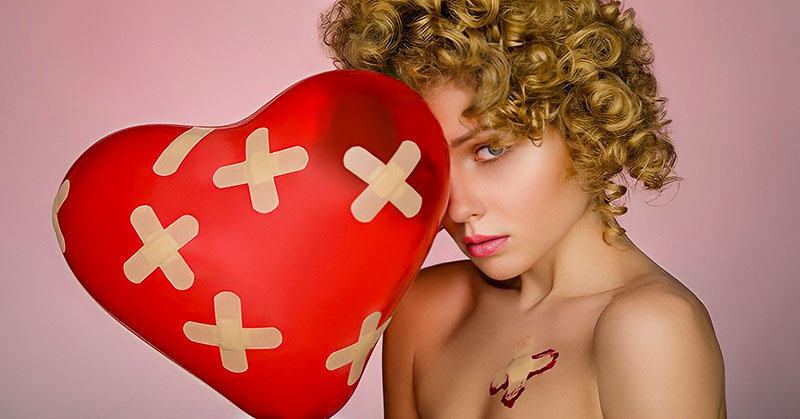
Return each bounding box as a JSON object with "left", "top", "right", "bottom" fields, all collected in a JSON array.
[{"left": 488, "top": 347, "right": 559, "bottom": 408}]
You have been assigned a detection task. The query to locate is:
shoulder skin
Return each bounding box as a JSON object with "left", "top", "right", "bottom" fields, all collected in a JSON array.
[
  {"left": 593, "top": 277, "right": 727, "bottom": 418},
  {"left": 382, "top": 261, "right": 475, "bottom": 418}
]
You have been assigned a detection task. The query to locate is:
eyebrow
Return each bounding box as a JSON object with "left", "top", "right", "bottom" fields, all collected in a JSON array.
[{"left": 450, "top": 129, "right": 481, "bottom": 149}]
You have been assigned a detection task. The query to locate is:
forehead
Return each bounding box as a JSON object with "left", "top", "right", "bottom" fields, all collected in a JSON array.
[{"left": 421, "top": 83, "right": 478, "bottom": 144}]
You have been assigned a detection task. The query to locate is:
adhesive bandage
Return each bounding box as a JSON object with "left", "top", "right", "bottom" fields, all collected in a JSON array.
[
  {"left": 183, "top": 291, "right": 283, "bottom": 373},
  {"left": 123, "top": 205, "right": 199, "bottom": 291},
  {"left": 489, "top": 336, "right": 559, "bottom": 408},
  {"left": 325, "top": 311, "right": 391, "bottom": 385},
  {"left": 212, "top": 127, "right": 309, "bottom": 214},
  {"left": 343, "top": 140, "right": 422, "bottom": 223},
  {"left": 52, "top": 179, "right": 70, "bottom": 253},
  {"left": 153, "top": 126, "right": 215, "bottom": 176}
]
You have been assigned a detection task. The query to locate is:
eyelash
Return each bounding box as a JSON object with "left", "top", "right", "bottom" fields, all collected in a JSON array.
[{"left": 474, "top": 144, "right": 511, "bottom": 165}]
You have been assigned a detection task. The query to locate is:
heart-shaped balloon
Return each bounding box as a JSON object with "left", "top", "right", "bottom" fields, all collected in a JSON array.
[{"left": 52, "top": 69, "right": 449, "bottom": 418}]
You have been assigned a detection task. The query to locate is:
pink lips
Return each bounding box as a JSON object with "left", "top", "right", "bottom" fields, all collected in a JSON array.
[{"left": 466, "top": 236, "right": 509, "bottom": 258}]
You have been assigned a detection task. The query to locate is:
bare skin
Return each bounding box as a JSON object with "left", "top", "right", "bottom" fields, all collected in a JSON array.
[{"left": 381, "top": 80, "right": 727, "bottom": 418}]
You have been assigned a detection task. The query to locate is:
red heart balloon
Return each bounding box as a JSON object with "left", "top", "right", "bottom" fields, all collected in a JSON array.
[{"left": 52, "top": 69, "right": 449, "bottom": 418}]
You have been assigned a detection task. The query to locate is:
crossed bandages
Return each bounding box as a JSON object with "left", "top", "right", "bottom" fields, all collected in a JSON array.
[
  {"left": 118, "top": 198, "right": 392, "bottom": 378},
  {"left": 211, "top": 127, "right": 309, "bottom": 214},
  {"left": 54, "top": 126, "right": 423, "bottom": 254},
  {"left": 343, "top": 140, "right": 422, "bottom": 222},
  {"left": 489, "top": 336, "right": 559, "bottom": 408},
  {"left": 325, "top": 311, "right": 391, "bottom": 385},
  {"left": 52, "top": 179, "right": 70, "bottom": 253},
  {"left": 178, "top": 289, "right": 389, "bottom": 378},
  {"left": 149, "top": 125, "right": 422, "bottom": 220},
  {"left": 123, "top": 205, "right": 199, "bottom": 290},
  {"left": 52, "top": 125, "right": 410, "bottom": 379},
  {"left": 182, "top": 291, "right": 282, "bottom": 373}
]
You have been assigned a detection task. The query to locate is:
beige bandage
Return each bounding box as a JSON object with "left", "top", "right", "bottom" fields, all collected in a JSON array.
[
  {"left": 153, "top": 126, "right": 215, "bottom": 176},
  {"left": 52, "top": 179, "right": 70, "bottom": 253},
  {"left": 325, "top": 311, "right": 391, "bottom": 385},
  {"left": 212, "top": 127, "right": 309, "bottom": 214},
  {"left": 183, "top": 291, "right": 283, "bottom": 373},
  {"left": 490, "top": 336, "right": 555, "bottom": 398},
  {"left": 343, "top": 140, "right": 422, "bottom": 223},
  {"left": 123, "top": 205, "right": 199, "bottom": 291}
]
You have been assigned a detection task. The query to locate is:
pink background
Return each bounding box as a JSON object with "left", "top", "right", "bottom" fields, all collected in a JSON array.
[{"left": 1, "top": 0, "right": 797, "bottom": 417}]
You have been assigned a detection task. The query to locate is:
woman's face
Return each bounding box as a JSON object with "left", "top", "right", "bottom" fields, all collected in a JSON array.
[{"left": 422, "top": 81, "right": 591, "bottom": 281}]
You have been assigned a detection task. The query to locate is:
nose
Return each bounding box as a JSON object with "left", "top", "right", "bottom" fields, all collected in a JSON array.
[{"left": 444, "top": 164, "right": 485, "bottom": 226}]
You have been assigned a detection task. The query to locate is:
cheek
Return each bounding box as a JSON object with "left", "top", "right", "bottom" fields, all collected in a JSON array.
[{"left": 490, "top": 145, "right": 586, "bottom": 236}]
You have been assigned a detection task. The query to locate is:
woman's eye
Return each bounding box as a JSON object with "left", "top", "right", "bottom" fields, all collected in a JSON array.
[{"left": 475, "top": 144, "right": 508, "bottom": 163}]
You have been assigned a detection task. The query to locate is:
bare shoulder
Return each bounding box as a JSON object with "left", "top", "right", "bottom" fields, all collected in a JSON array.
[
  {"left": 593, "top": 274, "right": 726, "bottom": 417},
  {"left": 410, "top": 259, "right": 477, "bottom": 303},
  {"left": 381, "top": 260, "right": 477, "bottom": 418},
  {"left": 385, "top": 259, "right": 477, "bottom": 350},
  {"left": 595, "top": 274, "right": 718, "bottom": 343},
  {"left": 393, "top": 260, "right": 478, "bottom": 348},
  {"left": 413, "top": 259, "right": 478, "bottom": 293}
]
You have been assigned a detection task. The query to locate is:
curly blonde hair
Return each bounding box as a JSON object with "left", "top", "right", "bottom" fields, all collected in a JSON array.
[{"left": 318, "top": 0, "right": 681, "bottom": 243}]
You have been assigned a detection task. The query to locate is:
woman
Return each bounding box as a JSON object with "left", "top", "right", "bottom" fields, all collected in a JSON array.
[{"left": 319, "top": 0, "right": 726, "bottom": 417}]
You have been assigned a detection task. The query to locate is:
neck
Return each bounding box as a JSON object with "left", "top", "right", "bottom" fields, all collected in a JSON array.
[{"left": 513, "top": 208, "right": 639, "bottom": 312}]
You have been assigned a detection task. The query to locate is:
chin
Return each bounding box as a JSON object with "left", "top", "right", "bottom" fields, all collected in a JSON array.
[{"left": 472, "top": 256, "right": 523, "bottom": 282}]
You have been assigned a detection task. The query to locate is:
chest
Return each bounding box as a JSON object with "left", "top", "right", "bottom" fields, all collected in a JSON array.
[{"left": 413, "top": 297, "right": 609, "bottom": 419}]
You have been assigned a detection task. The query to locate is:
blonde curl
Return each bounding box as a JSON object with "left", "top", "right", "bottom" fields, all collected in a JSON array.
[{"left": 319, "top": 0, "right": 682, "bottom": 243}]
